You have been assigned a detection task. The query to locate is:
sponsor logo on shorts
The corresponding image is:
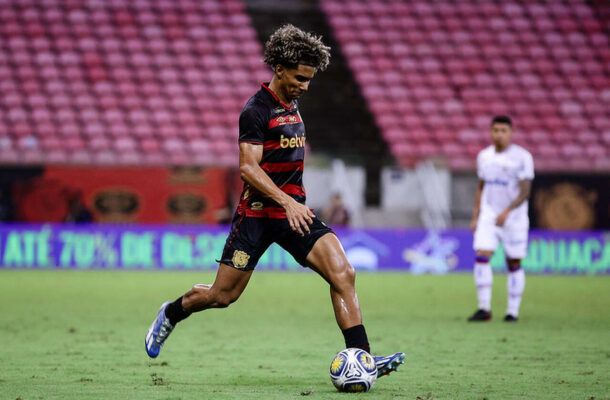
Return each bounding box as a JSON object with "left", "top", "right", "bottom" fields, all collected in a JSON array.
[{"left": 232, "top": 250, "right": 250, "bottom": 269}]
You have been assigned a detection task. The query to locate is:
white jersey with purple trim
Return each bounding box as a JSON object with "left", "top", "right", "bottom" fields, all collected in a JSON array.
[{"left": 477, "top": 144, "right": 534, "bottom": 224}]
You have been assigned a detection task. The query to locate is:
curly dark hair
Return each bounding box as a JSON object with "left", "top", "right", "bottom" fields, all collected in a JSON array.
[{"left": 263, "top": 24, "right": 331, "bottom": 71}]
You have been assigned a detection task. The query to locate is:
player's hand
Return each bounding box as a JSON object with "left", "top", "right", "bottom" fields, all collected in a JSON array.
[
  {"left": 495, "top": 210, "right": 510, "bottom": 227},
  {"left": 283, "top": 199, "right": 315, "bottom": 236}
]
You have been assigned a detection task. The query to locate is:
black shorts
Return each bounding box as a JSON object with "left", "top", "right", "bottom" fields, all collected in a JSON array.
[{"left": 218, "top": 212, "right": 334, "bottom": 271}]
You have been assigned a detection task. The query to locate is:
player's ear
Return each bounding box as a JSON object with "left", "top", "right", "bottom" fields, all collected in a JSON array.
[{"left": 275, "top": 64, "right": 284, "bottom": 79}]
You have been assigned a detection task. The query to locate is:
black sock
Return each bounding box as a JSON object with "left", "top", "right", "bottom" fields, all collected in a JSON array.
[
  {"left": 342, "top": 324, "right": 370, "bottom": 354},
  {"left": 164, "top": 296, "right": 191, "bottom": 326}
]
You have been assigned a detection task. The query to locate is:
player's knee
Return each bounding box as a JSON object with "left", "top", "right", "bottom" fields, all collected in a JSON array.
[
  {"left": 476, "top": 250, "right": 494, "bottom": 259},
  {"left": 331, "top": 261, "right": 356, "bottom": 291},
  {"left": 214, "top": 290, "right": 240, "bottom": 308},
  {"left": 507, "top": 258, "right": 521, "bottom": 272}
]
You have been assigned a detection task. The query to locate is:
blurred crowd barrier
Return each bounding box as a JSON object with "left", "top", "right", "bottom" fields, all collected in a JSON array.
[
  {"left": 0, "top": 224, "right": 607, "bottom": 274},
  {"left": 1, "top": 166, "right": 608, "bottom": 229},
  {"left": 0, "top": 166, "right": 241, "bottom": 224}
]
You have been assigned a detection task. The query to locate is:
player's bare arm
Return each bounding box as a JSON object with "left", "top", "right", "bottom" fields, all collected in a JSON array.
[
  {"left": 495, "top": 179, "right": 532, "bottom": 227},
  {"left": 471, "top": 179, "right": 485, "bottom": 232},
  {"left": 239, "top": 142, "right": 314, "bottom": 236}
]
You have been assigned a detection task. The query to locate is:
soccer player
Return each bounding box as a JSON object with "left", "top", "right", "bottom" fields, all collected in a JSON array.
[
  {"left": 145, "top": 25, "right": 405, "bottom": 377},
  {"left": 468, "top": 116, "right": 534, "bottom": 322}
]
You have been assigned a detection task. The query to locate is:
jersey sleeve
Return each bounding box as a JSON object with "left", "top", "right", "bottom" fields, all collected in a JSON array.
[
  {"left": 518, "top": 151, "right": 535, "bottom": 180},
  {"left": 476, "top": 151, "right": 485, "bottom": 180},
  {"left": 238, "top": 106, "right": 267, "bottom": 144}
]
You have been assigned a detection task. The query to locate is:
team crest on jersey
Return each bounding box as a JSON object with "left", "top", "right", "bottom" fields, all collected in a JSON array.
[
  {"left": 251, "top": 201, "right": 263, "bottom": 211},
  {"left": 232, "top": 250, "right": 250, "bottom": 269}
]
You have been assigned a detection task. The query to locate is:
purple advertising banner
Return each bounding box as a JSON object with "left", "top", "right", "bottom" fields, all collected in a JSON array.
[{"left": 0, "top": 224, "right": 608, "bottom": 274}]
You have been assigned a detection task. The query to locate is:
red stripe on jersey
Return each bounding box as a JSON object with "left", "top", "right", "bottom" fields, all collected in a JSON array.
[
  {"left": 279, "top": 184, "right": 305, "bottom": 196},
  {"left": 261, "top": 83, "right": 293, "bottom": 110},
  {"left": 268, "top": 113, "right": 302, "bottom": 129},
  {"left": 263, "top": 140, "right": 282, "bottom": 150},
  {"left": 243, "top": 206, "right": 314, "bottom": 219},
  {"left": 244, "top": 207, "right": 287, "bottom": 218},
  {"left": 260, "top": 161, "right": 304, "bottom": 173}
]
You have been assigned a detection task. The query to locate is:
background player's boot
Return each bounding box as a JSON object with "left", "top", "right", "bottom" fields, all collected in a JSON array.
[
  {"left": 468, "top": 309, "right": 492, "bottom": 322},
  {"left": 504, "top": 314, "right": 518, "bottom": 322},
  {"left": 145, "top": 302, "right": 174, "bottom": 358},
  {"left": 374, "top": 352, "right": 405, "bottom": 377}
]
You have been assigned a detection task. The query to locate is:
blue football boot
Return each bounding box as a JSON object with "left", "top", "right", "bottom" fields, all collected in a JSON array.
[
  {"left": 145, "top": 302, "right": 174, "bottom": 358},
  {"left": 374, "top": 352, "right": 406, "bottom": 377}
]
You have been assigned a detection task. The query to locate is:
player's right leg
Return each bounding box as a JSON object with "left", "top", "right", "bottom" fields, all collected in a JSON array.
[
  {"left": 145, "top": 264, "right": 253, "bottom": 358},
  {"left": 303, "top": 232, "right": 405, "bottom": 378}
]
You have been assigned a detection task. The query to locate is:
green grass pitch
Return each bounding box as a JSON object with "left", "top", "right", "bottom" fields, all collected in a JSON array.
[{"left": 1, "top": 270, "right": 608, "bottom": 400}]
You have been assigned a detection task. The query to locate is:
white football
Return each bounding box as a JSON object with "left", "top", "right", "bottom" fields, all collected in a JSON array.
[{"left": 329, "top": 348, "right": 377, "bottom": 392}]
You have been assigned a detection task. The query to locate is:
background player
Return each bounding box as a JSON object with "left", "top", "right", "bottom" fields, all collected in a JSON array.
[
  {"left": 468, "top": 116, "right": 534, "bottom": 322},
  {"left": 145, "top": 24, "right": 404, "bottom": 377}
]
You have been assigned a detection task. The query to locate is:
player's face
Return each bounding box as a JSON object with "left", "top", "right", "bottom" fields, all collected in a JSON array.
[
  {"left": 276, "top": 64, "right": 316, "bottom": 101},
  {"left": 490, "top": 123, "right": 513, "bottom": 150}
]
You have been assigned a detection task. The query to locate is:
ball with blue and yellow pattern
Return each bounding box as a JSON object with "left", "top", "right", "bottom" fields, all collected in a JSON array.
[{"left": 329, "top": 348, "right": 377, "bottom": 392}]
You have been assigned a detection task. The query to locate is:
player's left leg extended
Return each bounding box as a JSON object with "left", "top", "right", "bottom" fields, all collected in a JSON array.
[
  {"left": 304, "top": 233, "right": 405, "bottom": 377},
  {"left": 505, "top": 258, "right": 525, "bottom": 322},
  {"left": 145, "top": 264, "right": 253, "bottom": 358}
]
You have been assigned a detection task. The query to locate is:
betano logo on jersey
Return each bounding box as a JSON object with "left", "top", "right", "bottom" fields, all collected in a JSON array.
[{"left": 280, "top": 135, "right": 306, "bottom": 149}]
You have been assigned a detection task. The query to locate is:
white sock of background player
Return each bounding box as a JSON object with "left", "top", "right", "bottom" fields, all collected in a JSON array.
[
  {"left": 506, "top": 263, "right": 525, "bottom": 317},
  {"left": 474, "top": 255, "right": 492, "bottom": 312}
]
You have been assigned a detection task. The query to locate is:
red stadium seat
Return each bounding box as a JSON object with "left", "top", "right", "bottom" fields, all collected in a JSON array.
[
  {"left": 0, "top": 0, "right": 267, "bottom": 166},
  {"left": 320, "top": 0, "right": 608, "bottom": 170}
]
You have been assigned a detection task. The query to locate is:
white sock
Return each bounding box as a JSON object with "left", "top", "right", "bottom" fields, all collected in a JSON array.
[
  {"left": 474, "top": 262, "right": 493, "bottom": 311},
  {"left": 506, "top": 269, "right": 525, "bottom": 317}
]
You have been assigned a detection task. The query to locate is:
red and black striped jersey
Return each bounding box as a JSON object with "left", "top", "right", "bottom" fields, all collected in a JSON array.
[{"left": 237, "top": 83, "right": 306, "bottom": 218}]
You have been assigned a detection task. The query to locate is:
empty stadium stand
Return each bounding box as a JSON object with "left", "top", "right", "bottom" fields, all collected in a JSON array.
[
  {"left": 1, "top": 0, "right": 608, "bottom": 173},
  {"left": 0, "top": 0, "right": 268, "bottom": 166},
  {"left": 321, "top": 0, "right": 610, "bottom": 171}
]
